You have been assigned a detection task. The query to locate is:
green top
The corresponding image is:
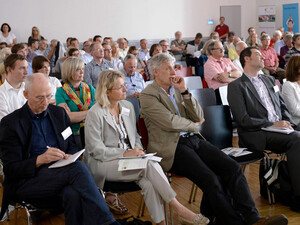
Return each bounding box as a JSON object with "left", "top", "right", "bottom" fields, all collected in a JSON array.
[{"left": 55, "top": 82, "right": 96, "bottom": 135}]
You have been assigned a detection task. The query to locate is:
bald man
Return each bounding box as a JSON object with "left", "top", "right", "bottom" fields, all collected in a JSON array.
[{"left": 0, "top": 73, "right": 120, "bottom": 225}]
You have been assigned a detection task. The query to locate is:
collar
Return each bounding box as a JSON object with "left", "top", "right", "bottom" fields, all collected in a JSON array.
[
  {"left": 2, "top": 80, "right": 25, "bottom": 91},
  {"left": 208, "top": 55, "right": 224, "bottom": 63},
  {"left": 244, "top": 72, "right": 262, "bottom": 81},
  {"left": 26, "top": 102, "right": 49, "bottom": 119},
  {"left": 160, "top": 85, "right": 175, "bottom": 97}
]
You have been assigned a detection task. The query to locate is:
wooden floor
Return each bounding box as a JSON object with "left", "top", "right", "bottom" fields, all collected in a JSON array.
[{"left": 1, "top": 137, "right": 300, "bottom": 224}]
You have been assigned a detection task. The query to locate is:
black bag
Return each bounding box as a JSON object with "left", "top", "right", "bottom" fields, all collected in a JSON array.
[
  {"left": 259, "top": 158, "right": 293, "bottom": 206},
  {"left": 117, "top": 216, "right": 152, "bottom": 225}
]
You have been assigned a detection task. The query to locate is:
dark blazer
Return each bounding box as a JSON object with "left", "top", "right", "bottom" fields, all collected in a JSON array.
[
  {"left": 0, "top": 103, "right": 79, "bottom": 219},
  {"left": 227, "top": 73, "right": 294, "bottom": 149}
]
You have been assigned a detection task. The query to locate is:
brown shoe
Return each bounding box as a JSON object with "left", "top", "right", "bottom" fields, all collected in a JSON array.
[{"left": 253, "top": 215, "right": 288, "bottom": 225}]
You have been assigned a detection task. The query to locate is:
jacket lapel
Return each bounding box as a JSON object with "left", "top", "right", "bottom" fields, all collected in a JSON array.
[
  {"left": 103, "top": 108, "right": 117, "bottom": 132},
  {"left": 261, "top": 76, "right": 280, "bottom": 115}
]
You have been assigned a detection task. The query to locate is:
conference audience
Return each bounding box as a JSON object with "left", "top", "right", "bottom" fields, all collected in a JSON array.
[
  {"left": 140, "top": 53, "right": 286, "bottom": 225},
  {"left": 214, "top": 16, "right": 229, "bottom": 43},
  {"left": 272, "top": 30, "right": 283, "bottom": 54},
  {"left": 228, "top": 36, "right": 240, "bottom": 61},
  {"left": 228, "top": 47, "right": 300, "bottom": 213},
  {"left": 0, "top": 23, "right": 16, "bottom": 47},
  {"left": 248, "top": 33, "right": 261, "bottom": 47},
  {"left": 11, "top": 43, "right": 33, "bottom": 75},
  {"left": 84, "top": 42, "right": 111, "bottom": 88},
  {"left": 0, "top": 54, "right": 27, "bottom": 121},
  {"left": 138, "top": 39, "right": 150, "bottom": 61},
  {"left": 28, "top": 26, "right": 44, "bottom": 43},
  {"left": 93, "top": 35, "right": 102, "bottom": 43},
  {"left": 285, "top": 33, "right": 300, "bottom": 66},
  {"left": 111, "top": 42, "right": 121, "bottom": 59},
  {"left": 246, "top": 27, "right": 262, "bottom": 46},
  {"left": 209, "top": 32, "right": 219, "bottom": 40},
  {"left": 279, "top": 33, "right": 293, "bottom": 69},
  {"left": 233, "top": 41, "right": 248, "bottom": 73},
  {"left": 103, "top": 42, "right": 123, "bottom": 70},
  {"left": 143, "top": 44, "right": 162, "bottom": 81},
  {"left": 84, "top": 69, "right": 210, "bottom": 225},
  {"left": 127, "top": 46, "right": 145, "bottom": 73},
  {"left": 81, "top": 40, "right": 93, "bottom": 64},
  {"left": 32, "top": 55, "right": 61, "bottom": 104},
  {"left": 56, "top": 57, "right": 95, "bottom": 148},
  {"left": 0, "top": 62, "right": 6, "bottom": 86},
  {"left": 0, "top": 47, "right": 11, "bottom": 63},
  {"left": 117, "top": 38, "right": 128, "bottom": 60},
  {"left": 282, "top": 55, "right": 300, "bottom": 126},
  {"left": 196, "top": 39, "right": 214, "bottom": 78},
  {"left": 0, "top": 42, "right": 8, "bottom": 49},
  {"left": 54, "top": 47, "right": 80, "bottom": 74},
  {"left": 185, "top": 33, "right": 204, "bottom": 75},
  {"left": 170, "top": 31, "right": 186, "bottom": 61}
]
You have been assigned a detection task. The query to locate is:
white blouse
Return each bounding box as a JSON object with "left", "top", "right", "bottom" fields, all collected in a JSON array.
[
  {"left": 282, "top": 81, "right": 300, "bottom": 125},
  {"left": 0, "top": 32, "right": 16, "bottom": 45}
]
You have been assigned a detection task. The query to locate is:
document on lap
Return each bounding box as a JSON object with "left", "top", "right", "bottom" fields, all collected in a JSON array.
[
  {"left": 221, "top": 147, "right": 252, "bottom": 157},
  {"left": 49, "top": 149, "right": 85, "bottom": 168},
  {"left": 118, "top": 153, "right": 162, "bottom": 171},
  {"left": 261, "top": 126, "right": 294, "bottom": 134}
]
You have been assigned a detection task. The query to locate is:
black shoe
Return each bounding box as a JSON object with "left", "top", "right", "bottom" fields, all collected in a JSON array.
[{"left": 291, "top": 196, "right": 300, "bottom": 212}]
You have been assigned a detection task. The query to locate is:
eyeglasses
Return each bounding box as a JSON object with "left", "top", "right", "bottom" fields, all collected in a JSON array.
[
  {"left": 35, "top": 94, "right": 53, "bottom": 101},
  {"left": 110, "top": 85, "right": 126, "bottom": 91},
  {"left": 212, "top": 47, "right": 224, "bottom": 51}
]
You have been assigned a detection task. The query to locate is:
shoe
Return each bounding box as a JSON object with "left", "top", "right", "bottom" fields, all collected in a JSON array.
[
  {"left": 105, "top": 193, "right": 129, "bottom": 215},
  {"left": 179, "top": 213, "right": 210, "bottom": 225},
  {"left": 252, "top": 214, "right": 288, "bottom": 225}
]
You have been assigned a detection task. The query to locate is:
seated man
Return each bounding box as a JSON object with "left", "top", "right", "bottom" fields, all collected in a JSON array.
[
  {"left": 233, "top": 41, "right": 248, "bottom": 73},
  {"left": 117, "top": 38, "right": 129, "bottom": 60},
  {"left": 121, "top": 54, "right": 145, "bottom": 98},
  {"left": 0, "top": 54, "right": 27, "bottom": 121},
  {"left": 170, "top": 31, "right": 186, "bottom": 61},
  {"left": 139, "top": 53, "right": 287, "bottom": 225},
  {"left": 27, "top": 39, "right": 39, "bottom": 62},
  {"left": 228, "top": 36, "right": 240, "bottom": 61},
  {"left": 185, "top": 33, "right": 204, "bottom": 76},
  {"left": 0, "top": 73, "right": 120, "bottom": 225},
  {"left": 84, "top": 42, "right": 111, "bottom": 88},
  {"left": 228, "top": 46, "right": 300, "bottom": 212},
  {"left": 103, "top": 42, "right": 123, "bottom": 70},
  {"left": 138, "top": 39, "right": 150, "bottom": 61},
  {"left": 285, "top": 33, "right": 300, "bottom": 66},
  {"left": 245, "top": 27, "right": 262, "bottom": 46},
  {"left": 259, "top": 34, "right": 285, "bottom": 80},
  {"left": 81, "top": 40, "right": 93, "bottom": 64},
  {"left": 204, "top": 40, "right": 241, "bottom": 90},
  {"left": 11, "top": 43, "right": 33, "bottom": 75},
  {"left": 70, "top": 37, "right": 85, "bottom": 56},
  {"left": 159, "top": 40, "right": 173, "bottom": 56}
]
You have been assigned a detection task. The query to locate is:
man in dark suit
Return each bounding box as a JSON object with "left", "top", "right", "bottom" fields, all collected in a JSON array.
[
  {"left": 0, "top": 73, "right": 120, "bottom": 225},
  {"left": 185, "top": 33, "right": 204, "bottom": 76},
  {"left": 228, "top": 46, "right": 300, "bottom": 212}
]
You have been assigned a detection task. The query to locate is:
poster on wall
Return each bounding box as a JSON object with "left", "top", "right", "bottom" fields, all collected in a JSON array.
[
  {"left": 258, "top": 6, "right": 276, "bottom": 37},
  {"left": 283, "top": 3, "right": 299, "bottom": 34}
]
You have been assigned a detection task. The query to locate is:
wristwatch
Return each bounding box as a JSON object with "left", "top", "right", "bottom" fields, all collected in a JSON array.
[
  {"left": 181, "top": 88, "right": 190, "bottom": 95},
  {"left": 228, "top": 72, "right": 232, "bottom": 78}
]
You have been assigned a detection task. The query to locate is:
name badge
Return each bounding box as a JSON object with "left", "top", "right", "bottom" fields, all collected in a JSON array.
[
  {"left": 120, "top": 107, "right": 130, "bottom": 117},
  {"left": 61, "top": 127, "right": 72, "bottom": 140},
  {"left": 273, "top": 85, "right": 279, "bottom": 93}
]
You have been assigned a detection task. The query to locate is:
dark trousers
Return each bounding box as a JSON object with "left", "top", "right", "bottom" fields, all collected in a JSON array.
[
  {"left": 169, "top": 135, "right": 260, "bottom": 225},
  {"left": 16, "top": 161, "right": 119, "bottom": 225}
]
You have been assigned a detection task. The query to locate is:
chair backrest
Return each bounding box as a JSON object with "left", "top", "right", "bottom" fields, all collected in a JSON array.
[
  {"left": 175, "top": 67, "right": 193, "bottom": 77},
  {"left": 199, "top": 105, "right": 232, "bottom": 149},
  {"left": 125, "top": 97, "right": 140, "bottom": 122},
  {"left": 184, "top": 76, "right": 203, "bottom": 89},
  {"left": 190, "top": 88, "right": 217, "bottom": 107},
  {"left": 218, "top": 85, "right": 229, "bottom": 106},
  {"left": 137, "top": 118, "right": 149, "bottom": 149}
]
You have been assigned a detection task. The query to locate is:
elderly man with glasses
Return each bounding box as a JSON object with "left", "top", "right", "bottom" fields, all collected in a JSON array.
[{"left": 204, "top": 40, "right": 241, "bottom": 90}]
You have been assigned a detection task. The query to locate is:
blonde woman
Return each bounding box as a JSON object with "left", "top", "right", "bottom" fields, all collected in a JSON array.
[
  {"left": 84, "top": 69, "right": 209, "bottom": 225},
  {"left": 55, "top": 57, "right": 95, "bottom": 147},
  {"left": 28, "top": 26, "right": 44, "bottom": 43}
]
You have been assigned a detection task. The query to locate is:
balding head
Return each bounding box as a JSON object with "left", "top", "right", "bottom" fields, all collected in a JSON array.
[
  {"left": 24, "top": 73, "right": 52, "bottom": 114},
  {"left": 235, "top": 41, "right": 247, "bottom": 55}
]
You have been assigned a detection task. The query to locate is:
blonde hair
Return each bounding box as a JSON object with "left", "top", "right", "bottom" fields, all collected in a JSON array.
[
  {"left": 202, "top": 40, "right": 214, "bottom": 56},
  {"left": 0, "top": 62, "right": 5, "bottom": 82},
  {"left": 61, "top": 57, "right": 84, "bottom": 83},
  {"left": 0, "top": 47, "right": 11, "bottom": 62},
  {"left": 95, "top": 70, "right": 124, "bottom": 108},
  {"left": 31, "top": 26, "right": 42, "bottom": 40}
]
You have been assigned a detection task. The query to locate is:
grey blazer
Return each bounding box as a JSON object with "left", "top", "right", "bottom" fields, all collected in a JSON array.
[
  {"left": 227, "top": 73, "right": 294, "bottom": 150},
  {"left": 84, "top": 100, "right": 142, "bottom": 188}
]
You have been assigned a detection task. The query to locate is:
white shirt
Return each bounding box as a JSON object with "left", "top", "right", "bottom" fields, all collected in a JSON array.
[
  {"left": 282, "top": 81, "right": 300, "bottom": 125},
  {"left": 0, "top": 32, "right": 16, "bottom": 45},
  {"left": 233, "top": 56, "right": 244, "bottom": 74},
  {"left": 0, "top": 80, "right": 26, "bottom": 121},
  {"left": 49, "top": 76, "right": 62, "bottom": 99}
]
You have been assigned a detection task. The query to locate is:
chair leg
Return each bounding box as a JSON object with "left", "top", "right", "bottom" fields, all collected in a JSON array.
[
  {"left": 169, "top": 204, "right": 174, "bottom": 225},
  {"left": 137, "top": 195, "right": 144, "bottom": 218},
  {"left": 141, "top": 198, "right": 146, "bottom": 217},
  {"left": 241, "top": 164, "right": 247, "bottom": 173},
  {"left": 189, "top": 183, "right": 196, "bottom": 203},
  {"left": 163, "top": 201, "right": 169, "bottom": 225},
  {"left": 192, "top": 185, "right": 198, "bottom": 202}
]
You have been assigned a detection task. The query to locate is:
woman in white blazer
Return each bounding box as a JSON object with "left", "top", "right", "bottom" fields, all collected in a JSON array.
[
  {"left": 282, "top": 55, "right": 300, "bottom": 126},
  {"left": 84, "top": 70, "right": 209, "bottom": 225}
]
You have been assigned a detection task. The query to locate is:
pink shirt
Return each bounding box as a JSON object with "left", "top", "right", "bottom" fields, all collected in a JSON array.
[
  {"left": 259, "top": 47, "right": 278, "bottom": 67},
  {"left": 204, "top": 56, "right": 237, "bottom": 90}
]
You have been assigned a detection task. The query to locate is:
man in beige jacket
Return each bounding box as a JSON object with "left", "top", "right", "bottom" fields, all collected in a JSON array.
[{"left": 139, "top": 53, "right": 287, "bottom": 225}]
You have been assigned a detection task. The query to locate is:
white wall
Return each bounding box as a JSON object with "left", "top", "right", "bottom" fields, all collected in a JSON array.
[{"left": 0, "top": 0, "right": 257, "bottom": 43}]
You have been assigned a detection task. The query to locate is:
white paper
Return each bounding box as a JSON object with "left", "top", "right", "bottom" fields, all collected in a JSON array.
[
  {"left": 186, "top": 44, "right": 196, "bottom": 55},
  {"left": 118, "top": 153, "right": 156, "bottom": 159},
  {"left": 61, "top": 126, "right": 72, "bottom": 140},
  {"left": 262, "top": 126, "right": 294, "bottom": 134},
  {"left": 273, "top": 85, "right": 279, "bottom": 93},
  {"left": 118, "top": 158, "right": 149, "bottom": 171},
  {"left": 221, "top": 147, "right": 252, "bottom": 157},
  {"left": 193, "top": 50, "right": 202, "bottom": 58},
  {"left": 49, "top": 149, "right": 85, "bottom": 168}
]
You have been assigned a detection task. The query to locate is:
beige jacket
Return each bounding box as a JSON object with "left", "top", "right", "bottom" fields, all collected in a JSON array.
[
  {"left": 140, "top": 81, "right": 204, "bottom": 171},
  {"left": 84, "top": 100, "right": 142, "bottom": 188}
]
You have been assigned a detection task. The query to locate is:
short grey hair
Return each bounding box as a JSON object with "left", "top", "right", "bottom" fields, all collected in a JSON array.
[
  {"left": 148, "top": 53, "right": 175, "bottom": 76},
  {"left": 273, "top": 30, "right": 282, "bottom": 37},
  {"left": 124, "top": 54, "right": 137, "bottom": 64},
  {"left": 25, "top": 73, "right": 50, "bottom": 91},
  {"left": 261, "top": 34, "right": 270, "bottom": 41},
  {"left": 235, "top": 41, "right": 247, "bottom": 51},
  {"left": 207, "top": 40, "right": 220, "bottom": 55},
  {"left": 285, "top": 33, "right": 293, "bottom": 42}
]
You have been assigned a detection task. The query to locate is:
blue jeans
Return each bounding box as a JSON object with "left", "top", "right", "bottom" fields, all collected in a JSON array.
[{"left": 16, "top": 161, "right": 119, "bottom": 225}]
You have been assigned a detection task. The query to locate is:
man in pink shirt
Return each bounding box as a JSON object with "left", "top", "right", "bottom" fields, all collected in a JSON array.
[
  {"left": 260, "top": 34, "right": 285, "bottom": 80},
  {"left": 204, "top": 40, "right": 241, "bottom": 90}
]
